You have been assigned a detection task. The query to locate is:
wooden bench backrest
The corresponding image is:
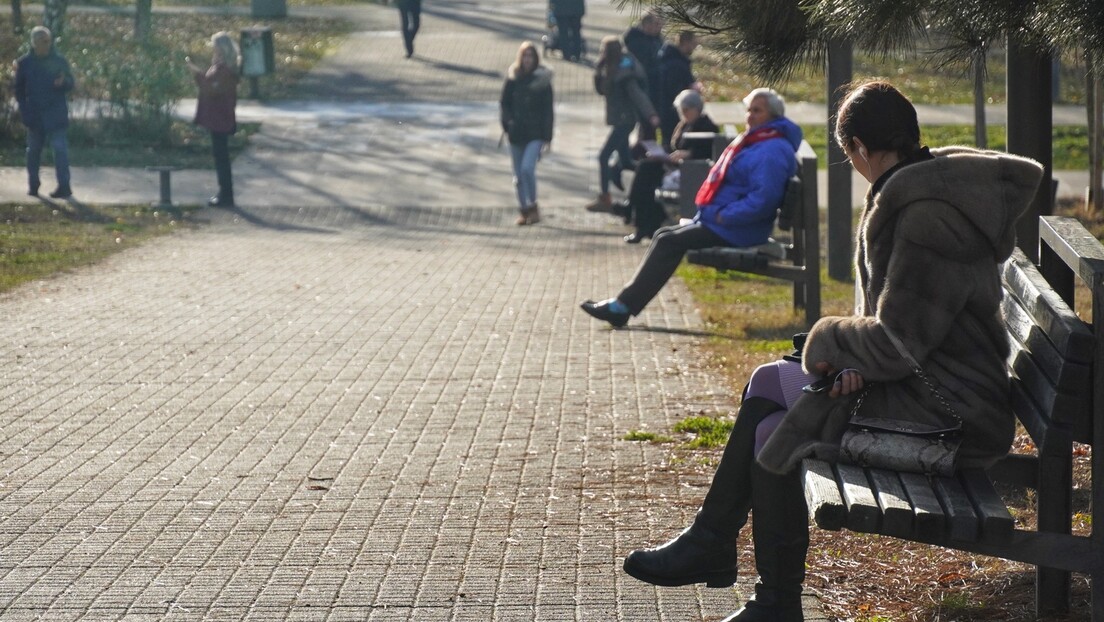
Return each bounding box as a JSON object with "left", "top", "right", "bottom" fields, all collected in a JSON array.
[{"left": 1003, "top": 249, "right": 1094, "bottom": 448}]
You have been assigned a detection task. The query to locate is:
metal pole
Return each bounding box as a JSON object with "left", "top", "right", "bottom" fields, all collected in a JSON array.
[{"left": 1006, "top": 39, "right": 1053, "bottom": 263}]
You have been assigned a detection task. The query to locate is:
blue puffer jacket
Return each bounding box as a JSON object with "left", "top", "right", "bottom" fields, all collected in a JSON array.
[
  {"left": 14, "top": 50, "right": 74, "bottom": 133},
  {"left": 695, "top": 116, "right": 802, "bottom": 247}
]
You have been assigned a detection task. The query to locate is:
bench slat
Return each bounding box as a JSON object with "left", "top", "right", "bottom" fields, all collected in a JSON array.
[
  {"left": 867, "top": 468, "right": 914, "bottom": 539},
  {"left": 1010, "top": 381, "right": 1067, "bottom": 455},
  {"left": 802, "top": 459, "right": 845, "bottom": 530},
  {"left": 837, "top": 464, "right": 881, "bottom": 533},
  {"left": 1011, "top": 346, "right": 1090, "bottom": 431},
  {"left": 899, "top": 473, "right": 946, "bottom": 540},
  {"left": 934, "top": 476, "right": 980, "bottom": 541},
  {"left": 1003, "top": 250, "right": 1093, "bottom": 364},
  {"left": 959, "top": 469, "right": 1015, "bottom": 543},
  {"left": 1004, "top": 295, "right": 1091, "bottom": 392}
]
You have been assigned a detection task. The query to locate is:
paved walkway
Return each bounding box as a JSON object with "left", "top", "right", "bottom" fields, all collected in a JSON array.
[{"left": 2, "top": 2, "right": 828, "bottom": 621}]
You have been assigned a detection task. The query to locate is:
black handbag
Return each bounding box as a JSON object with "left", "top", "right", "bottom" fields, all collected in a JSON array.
[{"left": 838, "top": 327, "right": 963, "bottom": 476}]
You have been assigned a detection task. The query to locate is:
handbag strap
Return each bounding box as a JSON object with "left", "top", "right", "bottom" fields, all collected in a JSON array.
[{"left": 850, "top": 326, "right": 962, "bottom": 427}]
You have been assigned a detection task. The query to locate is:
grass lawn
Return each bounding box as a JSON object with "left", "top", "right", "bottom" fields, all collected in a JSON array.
[{"left": 0, "top": 202, "right": 196, "bottom": 294}]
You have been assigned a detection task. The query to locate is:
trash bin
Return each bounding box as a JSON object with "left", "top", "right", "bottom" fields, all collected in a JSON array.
[
  {"left": 240, "top": 27, "right": 275, "bottom": 78},
  {"left": 250, "top": 0, "right": 285, "bottom": 19}
]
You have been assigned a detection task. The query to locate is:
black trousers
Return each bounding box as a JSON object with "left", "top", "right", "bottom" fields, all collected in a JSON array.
[
  {"left": 210, "top": 131, "right": 233, "bottom": 202},
  {"left": 627, "top": 159, "right": 667, "bottom": 237},
  {"left": 617, "top": 222, "right": 725, "bottom": 315},
  {"left": 400, "top": 3, "right": 421, "bottom": 56},
  {"left": 555, "top": 14, "right": 582, "bottom": 59}
]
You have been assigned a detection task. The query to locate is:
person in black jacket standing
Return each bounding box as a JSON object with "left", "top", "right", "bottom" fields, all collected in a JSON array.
[
  {"left": 622, "top": 10, "right": 664, "bottom": 139},
  {"left": 549, "top": 0, "right": 585, "bottom": 61},
  {"left": 500, "top": 42, "right": 554, "bottom": 225},
  {"left": 657, "top": 31, "right": 701, "bottom": 150}
]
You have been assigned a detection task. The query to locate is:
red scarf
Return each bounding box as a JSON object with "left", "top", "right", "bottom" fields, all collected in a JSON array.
[{"left": 694, "top": 126, "right": 784, "bottom": 207}]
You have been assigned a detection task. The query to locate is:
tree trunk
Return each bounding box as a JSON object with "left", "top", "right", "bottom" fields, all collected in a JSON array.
[
  {"left": 134, "top": 0, "right": 152, "bottom": 41},
  {"left": 11, "top": 0, "right": 23, "bottom": 34},
  {"left": 826, "top": 39, "right": 853, "bottom": 282},
  {"left": 1090, "top": 64, "right": 1103, "bottom": 214},
  {"left": 1006, "top": 39, "right": 1053, "bottom": 262},
  {"left": 973, "top": 50, "right": 987, "bottom": 149},
  {"left": 43, "top": 0, "right": 67, "bottom": 38}
]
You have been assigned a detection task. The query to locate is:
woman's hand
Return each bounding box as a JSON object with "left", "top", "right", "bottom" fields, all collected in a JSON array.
[{"left": 813, "top": 362, "right": 865, "bottom": 397}]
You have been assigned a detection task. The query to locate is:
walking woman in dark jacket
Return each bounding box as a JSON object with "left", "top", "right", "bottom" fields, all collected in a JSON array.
[
  {"left": 500, "top": 41, "right": 554, "bottom": 225},
  {"left": 586, "top": 36, "right": 658, "bottom": 214},
  {"left": 187, "top": 32, "right": 240, "bottom": 208}
]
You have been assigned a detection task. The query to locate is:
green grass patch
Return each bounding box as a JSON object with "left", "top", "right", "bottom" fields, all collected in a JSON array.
[
  {"left": 622, "top": 430, "right": 675, "bottom": 443},
  {"left": 0, "top": 202, "right": 193, "bottom": 293},
  {"left": 797, "top": 124, "right": 1089, "bottom": 171},
  {"left": 672, "top": 415, "right": 735, "bottom": 449},
  {"left": 698, "top": 44, "right": 1086, "bottom": 105}
]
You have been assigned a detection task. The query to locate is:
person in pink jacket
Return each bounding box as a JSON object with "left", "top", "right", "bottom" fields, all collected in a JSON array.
[{"left": 187, "top": 32, "right": 240, "bottom": 208}]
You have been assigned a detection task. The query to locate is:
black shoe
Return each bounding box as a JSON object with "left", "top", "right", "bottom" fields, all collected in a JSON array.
[
  {"left": 580, "top": 299, "right": 630, "bottom": 328},
  {"left": 48, "top": 185, "right": 72, "bottom": 199},
  {"left": 207, "top": 196, "right": 234, "bottom": 208},
  {"left": 28, "top": 184, "right": 39, "bottom": 196},
  {"left": 624, "top": 233, "right": 646, "bottom": 244},
  {"left": 623, "top": 524, "right": 738, "bottom": 588}
]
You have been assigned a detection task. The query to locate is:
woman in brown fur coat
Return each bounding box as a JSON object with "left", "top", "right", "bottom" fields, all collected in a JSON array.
[{"left": 621, "top": 81, "right": 1044, "bottom": 622}]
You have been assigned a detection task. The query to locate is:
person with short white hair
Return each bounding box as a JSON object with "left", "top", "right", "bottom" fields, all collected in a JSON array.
[{"left": 14, "top": 26, "right": 76, "bottom": 198}]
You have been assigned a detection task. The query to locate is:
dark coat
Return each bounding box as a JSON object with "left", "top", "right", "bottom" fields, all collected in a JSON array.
[
  {"left": 549, "top": 0, "right": 584, "bottom": 17},
  {"left": 194, "top": 62, "right": 239, "bottom": 134},
  {"left": 500, "top": 65, "right": 554, "bottom": 146},
  {"left": 657, "top": 43, "right": 695, "bottom": 122},
  {"left": 623, "top": 26, "right": 663, "bottom": 109},
  {"left": 758, "top": 147, "right": 1045, "bottom": 474},
  {"left": 595, "top": 55, "right": 655, "bottom": 128},
  {"left": 395, "top": 0, "right": 421, "bottom": 10},
  {"left": 14, "top": 49, "right": 74, "bottom": 133},
  {"left": 671, "top": 113, "right": 719, "bottom": 160}
]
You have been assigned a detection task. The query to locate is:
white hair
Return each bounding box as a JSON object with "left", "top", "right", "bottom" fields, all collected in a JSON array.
[
  {"left": 743, "top": 88, "right": 785, "bottom": 118},
  {"left": 673, "top": 89, "right": 704, "bottom": 114},
  {"left": 30, "top": 26, "right": 51, "bottom": 42},
  {"left": 211, "top": 31, "right": 240, "bottom": 68}
]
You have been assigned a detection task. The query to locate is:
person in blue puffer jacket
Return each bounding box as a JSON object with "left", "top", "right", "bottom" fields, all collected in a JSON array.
[{"left": 581, "top": 87, "right": 801, "bottom": 328}]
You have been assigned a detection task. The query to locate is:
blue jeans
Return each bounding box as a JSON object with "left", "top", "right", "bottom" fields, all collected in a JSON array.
[
  {"left": 598, "top": 122, "right": 634, "bottom": 194},
  {"left": 26, "top": 127, "right": 70, "bottom": 189},
  {"left": 510, "top": 140, "right": 542, "bottom": 210}
]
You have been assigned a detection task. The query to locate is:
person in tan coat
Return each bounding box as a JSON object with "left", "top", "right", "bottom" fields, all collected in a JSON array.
[{"left": 621, "top": 80, "right": 1044, "bottom": 622}]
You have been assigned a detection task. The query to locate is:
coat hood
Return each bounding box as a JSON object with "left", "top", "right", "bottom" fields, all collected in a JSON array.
[
  {"left": 507, "top": 64, "right": 552, "bottom": 85},
  {"left": 758, "top": 116, "right": 803, "bottom": 151},
  {"left": 870, "top": 147, "right": 1043, "bottom": 263}
]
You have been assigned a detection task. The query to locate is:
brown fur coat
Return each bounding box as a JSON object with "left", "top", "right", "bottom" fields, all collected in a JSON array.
[{"left": 758, "top": 147, "right": 1044, "bottom": 473}]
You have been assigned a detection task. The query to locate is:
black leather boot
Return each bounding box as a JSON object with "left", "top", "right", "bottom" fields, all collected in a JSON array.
[
  {"left": 722, "top": 464, "right": 808, "bottom": 622},
  {"left": 623, "top": 397, "right": 786, "bottom": 588}
]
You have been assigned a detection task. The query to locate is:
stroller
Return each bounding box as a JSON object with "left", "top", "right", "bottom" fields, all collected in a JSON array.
[{"left": 541, "top": 8, "right": 587, "bottom": 60}]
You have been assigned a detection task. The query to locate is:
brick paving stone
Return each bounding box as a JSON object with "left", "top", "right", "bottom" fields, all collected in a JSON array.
[{"left": 0, "top": 1, "right": 830, "bottom": 620}]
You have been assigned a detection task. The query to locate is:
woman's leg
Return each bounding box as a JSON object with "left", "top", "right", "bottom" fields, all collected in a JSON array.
[
  {"left": 211, "top": 131, "right": 233, "bottom": 204},
  {"left": 622, "top": 364, "right": 788, "bottom": 589},
  {"left": 519, "top": 140, "right": 542, "bottom": 208},
  {"left": 628, "top": 160, "right": 666, "bottom": 236},
  {"left": 509, "top": 143, "right": 526, "bottom": 210}
]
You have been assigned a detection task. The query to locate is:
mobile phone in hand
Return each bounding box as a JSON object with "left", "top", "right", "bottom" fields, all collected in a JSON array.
[{"left": 802, "top": 375, "right": 836, "bottom": 394}]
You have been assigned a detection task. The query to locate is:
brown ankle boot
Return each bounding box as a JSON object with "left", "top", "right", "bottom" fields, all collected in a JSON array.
[
  {"left": 584, "top": 193, "right": 612, "bottom": 213},
  {"left": 516, "top": 208, "right": 530, "bottom": 225},
  {"left": 526, "top": 204, "right": 541, "bottom": 224}
]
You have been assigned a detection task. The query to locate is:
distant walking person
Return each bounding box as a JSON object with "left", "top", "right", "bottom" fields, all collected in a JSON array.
[
  {"left": 586, "top": 36, "right": 658, "bottom": 214},
  {"left": 657, "top": 31, "right": 702, "bottom": 150},
  {"left": 500, "top": 41, "right": 554, "bottom": 226},
  {"left": 187, "top": 32, "right": 240, "bottom": 208},
  {"left": 396, "top": 0, "right": 422, "bottom": 58},
  {"left": 14, "top": 26, "right": 75, "bottom": 199},
  {"left": 549, "top": 0, "right": 584, "bottom": 61}
]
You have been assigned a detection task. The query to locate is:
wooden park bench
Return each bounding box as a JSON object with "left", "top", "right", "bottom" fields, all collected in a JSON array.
[
  {"left": 681, "top": 140, "right": 821, "bottom": 327},
  {"left": 801, "top": 215, "right": 1104, "bottom": 619}
]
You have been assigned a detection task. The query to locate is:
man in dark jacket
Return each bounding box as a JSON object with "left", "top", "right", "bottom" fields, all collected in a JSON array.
[
  {"left": 657, "top": 31, "right": 701, "bottom": 150},
  {"left": 622, "top": 10, "right": 664, "bottom": 135},
  {"left": 549, "top": 0, "right": 585, "bottom": 61},
  {"left": 14, "top": 26, "right": 75, "bottom": 198}
]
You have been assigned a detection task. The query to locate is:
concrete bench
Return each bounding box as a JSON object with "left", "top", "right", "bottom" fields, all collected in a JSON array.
[{"left": 801, "top": 216, "right": 1104, "bottom": 619}]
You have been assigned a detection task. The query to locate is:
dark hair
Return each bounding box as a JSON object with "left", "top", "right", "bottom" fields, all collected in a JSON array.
[{"left": 834, "top": 80, "right": 921, "bottom": 159}]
